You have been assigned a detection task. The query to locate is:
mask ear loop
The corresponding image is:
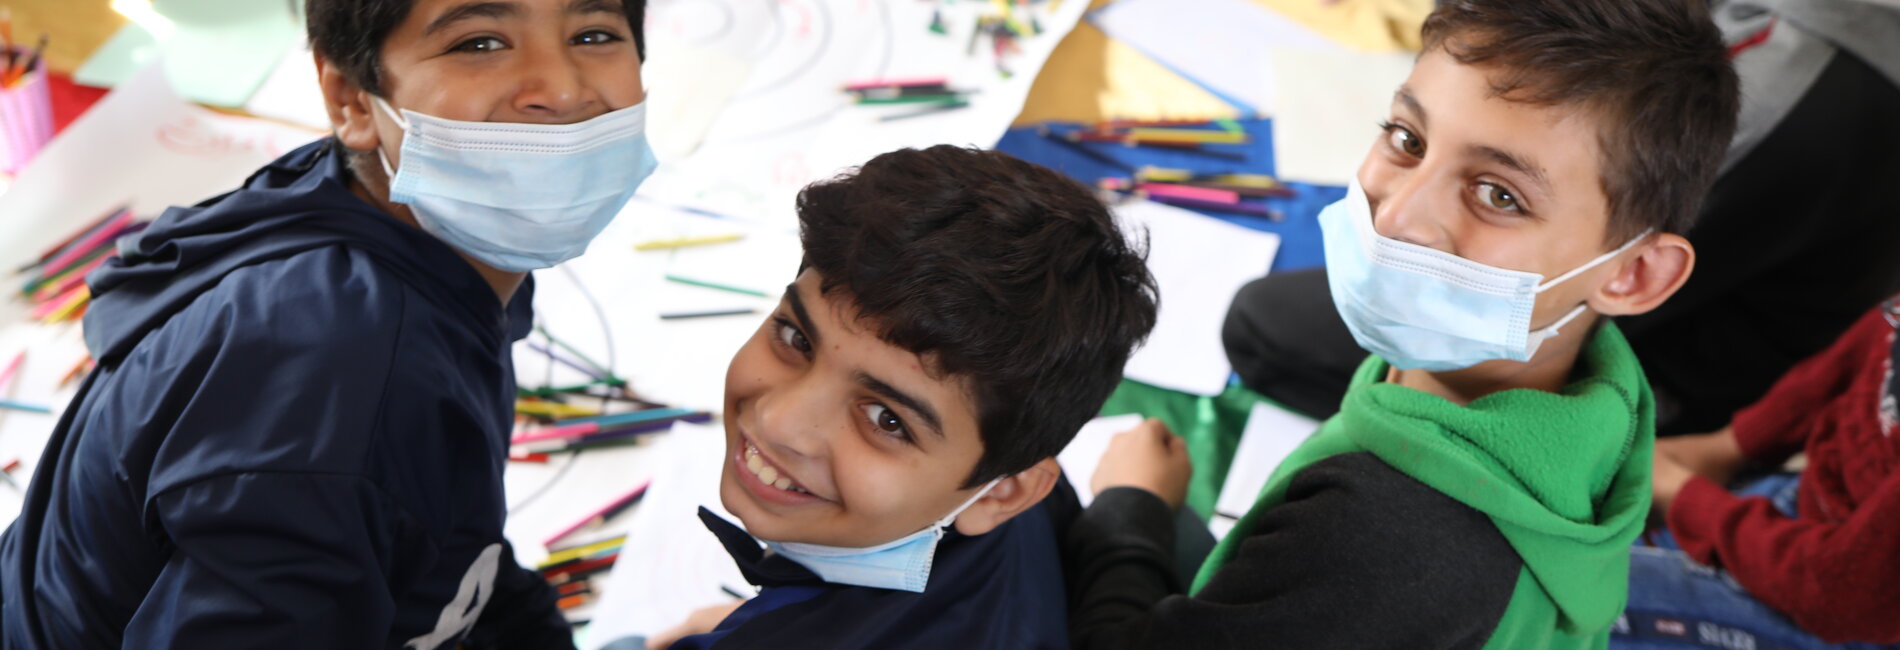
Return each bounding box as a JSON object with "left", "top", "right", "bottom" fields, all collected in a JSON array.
[
  {"left": 935, "top": 478, "right": 1004, "bottom": 530},
  {"left": 1524, "top": 229, "right": 1658, "bottom": 354},
  {"left": 369, "top": 96, "right": 410, "bottom": 180},
  {"left": 1534, "top": 228, "right": 1655, "bottom": 293}
]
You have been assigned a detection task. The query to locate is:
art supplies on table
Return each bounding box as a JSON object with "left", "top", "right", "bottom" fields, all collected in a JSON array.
[
  {"left": 538, "top": 533, "right": 630, "bottom": 613},
  {"left": 14, "top": 206, "right": 144, "bottom": 325},
  {"left": 510, "top": 407, "right": 714, "bottom": 455},
  {"left": 1100, "top": 169, "right": 1293, "bottom": 222}
]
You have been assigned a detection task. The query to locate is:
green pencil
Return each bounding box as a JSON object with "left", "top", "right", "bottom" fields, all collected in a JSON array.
[{"left": 665, "top": 275, "right": 769, "bottom": 298}]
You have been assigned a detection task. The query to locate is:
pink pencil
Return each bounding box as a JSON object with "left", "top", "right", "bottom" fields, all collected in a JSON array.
[
  {"left": 543, "top": 480, "right": 652, "bottom": 548},
  {"left": 40, "top": 211, "right": 132, "bottom": 274},
  {"left": 1137, "top": 182, "right": 1240, "bottom": 204},
  {"left": 0, "top": 351, "right": 23, "bottom": 390},
  {"left": 511, "top": 420, "right": 602, "bottom": 445},
  {"left": 32, "top": 253, "right": 113, "bottom": 303},
  {"left": 843, "top": 76, "right": 948, "bottom": 91},
  {"left": 30, "top": 284, "right": 85, "bottom": 320}
]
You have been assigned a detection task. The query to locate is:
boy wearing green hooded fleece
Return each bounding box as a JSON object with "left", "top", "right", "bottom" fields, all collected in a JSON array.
[{"left": 1065, "top": 1, "right": 1739, "bottom": 648}]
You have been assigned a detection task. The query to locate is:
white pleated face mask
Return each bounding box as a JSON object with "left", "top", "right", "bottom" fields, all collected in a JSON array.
[
  {"left": 1321, "top": 179, "right": 1651, "bottom": 371},
  {"left": 373, "top": 97, "right": 658, "bottom": 272}
]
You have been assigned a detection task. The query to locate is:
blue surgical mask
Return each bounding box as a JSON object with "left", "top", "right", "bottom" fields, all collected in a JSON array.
[
  {"left": 756, "top": 479, "right": 1001, "bottom": 593},
  {"left": 1320, "top": 179, "right": 1651, "bottom": 371},
  {"left": 372, "top": 97, "right": 658, "bottom": 273}
]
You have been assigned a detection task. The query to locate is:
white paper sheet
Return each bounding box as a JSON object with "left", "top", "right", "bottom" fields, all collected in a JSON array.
[
  {"left": 580, "top": 422, "right": 749, "bottom": 649},
  {"left": 1207, "top": 401, "right": 1319, "bottom": 541},
  {"left": 1268, "top": 47, "right": 1415, "bottom": 186},
  {"left": 1055, "top": 414, "right": 1148, "bottom": 508},
  {"left": 635, "top": 0, "right": 1092, "bottom": 230},
  {"left": 1092, "top": 0, "right": 1343, "bottom": 115},
  {"left": 1115, "top": 200, "right": 1279, "bottom": 396}
]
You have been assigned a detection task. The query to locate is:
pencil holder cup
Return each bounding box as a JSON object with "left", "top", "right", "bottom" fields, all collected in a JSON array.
[{"left": 0, "top": 50, "right": 54, "bottom": 175}]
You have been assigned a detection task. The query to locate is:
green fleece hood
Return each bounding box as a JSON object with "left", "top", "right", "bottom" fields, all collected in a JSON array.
[{"left": 1195, "top": 323, "right": 1654, "bottom": 642}]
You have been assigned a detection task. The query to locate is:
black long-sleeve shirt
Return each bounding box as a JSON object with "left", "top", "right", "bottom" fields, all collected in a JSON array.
[{"left": 1067, "top": 452, "right": 1523, "bottom": 649}]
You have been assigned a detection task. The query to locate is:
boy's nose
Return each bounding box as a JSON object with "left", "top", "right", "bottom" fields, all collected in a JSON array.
[
  {"left": 1367, "top": 171, "right": 1456, "bottom": 252},
  {"left": 511, "top": 48, "right": 594, "bottom": 123},
  {"left": 749, "top": 385, "right": 831, "bottom": 464}
]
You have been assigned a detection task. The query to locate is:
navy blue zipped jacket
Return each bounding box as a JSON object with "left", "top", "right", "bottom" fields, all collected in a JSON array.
[
  {"left": 0, "top": 138, "right": 571, "bottom": 649},
  {"left": 668, "top": 481, "right": 1079, "bottom": 649}
]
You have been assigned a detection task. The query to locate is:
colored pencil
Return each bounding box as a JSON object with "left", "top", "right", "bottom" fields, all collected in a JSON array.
[
  {"left": 525, "top": 342, "right": 607, "bottom": 382},
  {"left": 1138, "top": 182, "right": 1241, "bottom": 204},
  {"left": 879, "top": 99, "right": 971, "bottom": 122},
  {"left": 1040, "top": 127, "right": 1135, "bottom": 173},
  {"left": 659, "top": 308, "right": 758, "bottom": 320},
  {"left": 543, "top": 481, "right": 650, "bottom": 548},
  {"left": 843, "top": 77, "right": 948, "bottom": 92},
  {"left": 1125, "top": 127, "right": 1249, "bottom": 144},
  {"left": 0, "top": 351, "right": 23, "bottom": 391},
  {"left": 632, "top": 233, "right": 744, "bottom": 251},
  {"left": 0, "top": 400, "right": 51, "bottom": 414},
  {"left": 1147, "top": 195, "right": 1284, "bottom": 220},
  {"left": 664, "top": 275, "right": 768, "bottom": 298},
  {"left": 540, "top": 535, "right": 629, "bottom": 568}
]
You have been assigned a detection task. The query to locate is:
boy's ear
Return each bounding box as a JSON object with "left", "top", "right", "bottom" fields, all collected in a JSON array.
[
  {"left": 1592, "top": 232, "right": 1695, "bottom": 317},
  {"left": 951, "top": 457, "right": 1059, "bottom": 537},
  {"left": 316, "top": 52, "right": 382, "bottom": 153}
]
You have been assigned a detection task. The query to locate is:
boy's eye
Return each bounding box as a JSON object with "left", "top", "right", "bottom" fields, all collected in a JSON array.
[
  {"left": 451, "top": 36, "right": 508, "bottom": 54},
  {"left": 862, "top": 404, "right": 911, "bottom": 441},
  {"left": 572, "top": 29, "right": 622, "bottom": 46},
  {"left": 1383, "top": 122, "right": 1425, "bottom": 157},
  {"left": 1475, "top": 182, "right": 1521, "bottom": 212},
  {"left": 774, "top": 319, "right": 811, "bottom": 355}
]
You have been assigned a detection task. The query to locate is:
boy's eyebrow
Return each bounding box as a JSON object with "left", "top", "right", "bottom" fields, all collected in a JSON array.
[
  {"left": 1395, "top": 86, "right": 1428, "bottom": 129},
  {"left": 1468, "top": 144, "right": 1553, "bottom": 197},
  {"left": 423, "top": 1, "right": 518, "bottom": 36},
  {"left": 855, "top": 371, "right": 945, "bottom": 440},
  {"left": 784, "top": 283, "right": 822, "bottom": 347},
  {"left": 567, "top": 0, "right": 624, "bottom": 17}
]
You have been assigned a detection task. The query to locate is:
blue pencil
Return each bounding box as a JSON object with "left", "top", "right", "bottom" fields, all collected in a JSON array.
[{"left": 0, "top": 399, "right": 51, "bottom": 414}]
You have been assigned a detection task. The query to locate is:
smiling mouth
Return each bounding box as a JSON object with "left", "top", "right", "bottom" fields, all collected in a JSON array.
[{"left": 742, "top": 439, "right": 815, "bottom": 496}]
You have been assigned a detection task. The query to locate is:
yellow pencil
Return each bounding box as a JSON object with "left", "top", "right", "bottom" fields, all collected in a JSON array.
[
  {"left": 42, "top": 287, "right": 89, "bottom": 323},
  {"left": 515, "top": 400, "right": 601, "bottom": 419},
  {"left": 1125, "top": 128, "right": 1250, "bottom": 145},
  {"left": 631, "top": 233, "right": 745, "bottom": 251},
  {"left": 1136, "top": 166, "right": 1195, "bottom": 183},
  {"left": 538, "top": 535, "right": 629, "bottom": 569}
]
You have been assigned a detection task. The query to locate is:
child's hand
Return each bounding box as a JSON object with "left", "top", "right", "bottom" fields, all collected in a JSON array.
[
  {"left": 1650, "top": 450, "right": 1695, "bottom": 515},
  {"left": 1656, "top": 426, "right": 1746, "bottom": 487},
  {"left": 646, "top": 600, "right": 746, "bottom": 650},
  {"left": 1093, "top": 418, "right": 1193, "bottom": 509}
]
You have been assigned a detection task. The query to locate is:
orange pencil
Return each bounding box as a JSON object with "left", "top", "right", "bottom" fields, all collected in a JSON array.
[{"left": 58, "top": 355, "right": 92, "bottom": 388}]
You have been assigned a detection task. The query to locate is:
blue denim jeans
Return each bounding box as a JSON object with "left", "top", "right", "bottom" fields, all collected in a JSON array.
[{"left": 1612, "top": 473, "right": 1896, "bottom": 650}]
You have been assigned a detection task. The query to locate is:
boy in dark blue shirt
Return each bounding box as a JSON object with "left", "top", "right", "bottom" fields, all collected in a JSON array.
[
  {"left": 0, "top": 0, "right": 652, "bottom": 647},
  {"left": 642, "top": 145, "right": 1159, "bottom": 649}
]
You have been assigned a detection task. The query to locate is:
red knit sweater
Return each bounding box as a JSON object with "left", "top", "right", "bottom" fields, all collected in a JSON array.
[{"left": 1667, "top": 299, "right": 1900, "bottom": 643}]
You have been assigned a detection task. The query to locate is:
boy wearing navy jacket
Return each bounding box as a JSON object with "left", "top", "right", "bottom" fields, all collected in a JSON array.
[
  {"left": 640, "top": 145, "right": 1159, "bottom": 650},
  {"left": 0, "top": 0, "right": 651, "bottom": 647}
]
